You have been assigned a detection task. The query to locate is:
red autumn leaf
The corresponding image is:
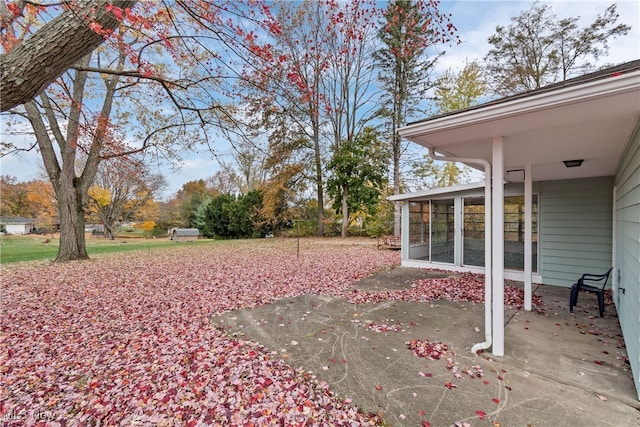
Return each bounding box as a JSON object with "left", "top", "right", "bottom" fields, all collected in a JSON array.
[
  {"left": 105, "top": 4, "right": 123, "bottom": 21},
  {"left": 7, "top": 2, "right": 21, "bottom": 16},
  {"left": 492, "top": 398, "right": 500, "bottom": 404}
]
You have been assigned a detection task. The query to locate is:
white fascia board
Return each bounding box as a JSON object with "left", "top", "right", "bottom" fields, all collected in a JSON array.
[
  {"left": 399, "top": 71, "right": 640, "bottom": 139},
  {"left": 389, "top": 181, "right": 485, "bottom": 201}
]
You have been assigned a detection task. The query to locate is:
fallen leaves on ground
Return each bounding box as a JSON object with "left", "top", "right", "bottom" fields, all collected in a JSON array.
[
  {"left": 345, "top": 272, "right": 544, "bottom": 309},
  {"left": 1, "top": 239, "right": 398, "bottom": 425},
  {"left": 406, "top": 340, "right": 449, "bottom": 360},
  {"left": 364, "top": 319, "right": 405, "bottom": 333}
]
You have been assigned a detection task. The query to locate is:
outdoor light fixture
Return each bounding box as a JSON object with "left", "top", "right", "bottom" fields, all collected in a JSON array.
[{"left": 563, "top": 159, "right": 584, "bottom": 168}]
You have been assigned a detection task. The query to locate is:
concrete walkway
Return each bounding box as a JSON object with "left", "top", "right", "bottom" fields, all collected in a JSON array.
[{"left": 211, "top": 268, "right": 638, "bottom": 427}]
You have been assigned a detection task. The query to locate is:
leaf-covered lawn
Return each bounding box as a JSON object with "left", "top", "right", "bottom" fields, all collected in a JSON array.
[
  {"left": 1, "top": 239, "right": 399, "bottom": 426},
  {"left": 1, "top": 239, "right": 543, "bottom": 425}
]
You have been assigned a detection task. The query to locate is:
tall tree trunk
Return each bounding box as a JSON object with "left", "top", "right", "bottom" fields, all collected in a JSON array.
[
  {"left": 341, "top": 184, "right": 349, "bottom": 238},
  {"left": 23, "top": 52, "right": 122, "bottom": 261},
  {"left": 312, "top": 113, "right": 324, "bottom": 237},
  {"left": 392, "top": 102, "right": 402, "bottom": 237},
  {"left": 56, "top": 185, "right": 90, "bottom": 261},
  {"left": 26, "top": 100, "right": 90, "bottom": 261}
]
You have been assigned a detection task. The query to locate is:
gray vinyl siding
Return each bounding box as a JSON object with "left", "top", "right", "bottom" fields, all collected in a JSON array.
[
  {"left": 615, "top": 121, "right": 640, "bottom": 401},
  {"left": 539, "top": 177, "right": 613, "bottom": 287}
]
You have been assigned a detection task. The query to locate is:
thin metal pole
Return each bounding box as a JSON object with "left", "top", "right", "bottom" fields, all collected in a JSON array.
[{"left": 297, "top": 220, "right": 300, "bottom": 259}]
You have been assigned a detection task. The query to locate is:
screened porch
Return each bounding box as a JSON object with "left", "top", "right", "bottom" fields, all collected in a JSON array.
[{"left": 400, "top": 184, "right": 540, "bottom": 280}]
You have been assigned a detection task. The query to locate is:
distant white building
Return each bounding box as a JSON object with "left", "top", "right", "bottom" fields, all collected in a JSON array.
[
  {"left": 169, "top": 228, "right": 200, "bottom": 242},
  {"left": 0, "top": 217, "right": 36, "bottom": 235}
]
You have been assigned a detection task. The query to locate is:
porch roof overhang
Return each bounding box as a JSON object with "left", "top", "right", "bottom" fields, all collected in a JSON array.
[
  {"left": 389, "top": 181, "right": 485, "bottom": 202},
  {"left": 399, "top": 61, "right": 640, "bottom": 183}
]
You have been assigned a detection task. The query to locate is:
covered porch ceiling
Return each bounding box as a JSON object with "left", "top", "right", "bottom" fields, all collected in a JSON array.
[{"left": 400, "top": 64, "right": 640, "bottom": 183}]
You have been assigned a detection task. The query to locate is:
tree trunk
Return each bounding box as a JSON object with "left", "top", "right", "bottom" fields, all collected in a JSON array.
[
  {"left": 1, "top": 0, "right": 136, "bottom": 111},
  {"left": 341, "top": 184, "right": 349, "bottom": 238},
  {"left": 313, "top": 118, "right": 324, "bottom": 237},
  {"left": 103, "top": 224, "right": 116, "bottom": 240},
  {"left": 56, "top": 185, "right": 90, "bottom": 261},
  {"left": 23, "top": 51, "right": 121, "bottom": 261},
  {"left": 392, "top": 127, "right": 402, "bottom": 237},
  {"left": 24, "top": 100, "right": 89, "bottom": 262}
]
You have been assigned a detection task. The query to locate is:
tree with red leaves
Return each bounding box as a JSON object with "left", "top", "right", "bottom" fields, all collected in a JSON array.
[
  {"left": 2, "top": 1, "right": 282, "bottom": 261},
  {"left": 238, "top": 0, "right": 335, "bottom": 237},
  {"left": 239, "top": 0, "right": 385, "bottom": 237}
]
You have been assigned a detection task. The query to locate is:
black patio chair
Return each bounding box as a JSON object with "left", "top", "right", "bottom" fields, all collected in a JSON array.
[{"left": 569, "top": 267, "right": 613, "bottom": 317}]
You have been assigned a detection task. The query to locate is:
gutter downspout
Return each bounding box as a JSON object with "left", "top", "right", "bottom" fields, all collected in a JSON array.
[{"left": 428, "top": 148, "right": 493, "bottom": 353}]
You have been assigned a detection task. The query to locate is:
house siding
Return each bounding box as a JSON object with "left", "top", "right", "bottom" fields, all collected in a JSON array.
[
  {"left": 615, "top": 121, "right": 640, "bottom": 401},
  {"left": 539, "top": 177, "right": 614, "bottom": 287}
]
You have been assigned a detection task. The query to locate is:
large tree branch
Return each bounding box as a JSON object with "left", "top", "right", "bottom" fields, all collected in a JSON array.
[
  {"left": 79, "top": 48, "right": 125, "bottom": 195},
  {"left": 72, "top": 64, "right": 229, "bottom": 118},
  {"left": 24, "top": 101, "right": 62, "bottom": 185},
  {"left": 0, "top": 0, "right": 137, "bottom": 112}
]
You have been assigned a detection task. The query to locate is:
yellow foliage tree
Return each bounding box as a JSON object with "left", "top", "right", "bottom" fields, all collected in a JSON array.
[
  {"left": 87, "top": 186, "right": 111, "bottom": 207},
  {"left": 136, "top": 220, "right": 157, "bottom": 238}
]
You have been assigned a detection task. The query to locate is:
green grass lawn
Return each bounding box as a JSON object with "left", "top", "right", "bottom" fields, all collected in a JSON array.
[{"left": 0, "top": 234, "right": 215, "bottom": 264}]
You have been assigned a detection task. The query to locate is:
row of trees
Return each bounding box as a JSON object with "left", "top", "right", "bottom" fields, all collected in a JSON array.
[
  {"left": 1, "top": 0, "right": 629, "bottom": 261},
  {"left": 2, "top": 159, "right": 165, "bottom": 239},
  {"left": 1, "top": 175, "right": 57, "bottom": 220},
  {"left": 1, "top": 170, "right": 390, "bottom": 240}
]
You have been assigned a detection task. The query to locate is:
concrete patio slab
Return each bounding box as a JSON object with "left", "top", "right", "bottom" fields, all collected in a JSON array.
[{"left": 211, "top": 267, "right": 639, "bottom": 427}]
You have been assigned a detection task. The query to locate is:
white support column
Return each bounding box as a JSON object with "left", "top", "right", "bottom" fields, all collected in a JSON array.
[
  {"left": 524, "top": 163, "right": 533, "bottom": 311},
  {"left": 402, "top": 201, "right": 410, "bottom": 263},
  {"left": 455, "top": 197, "right": 463, "bottom": 266},
  {"left": 492, "top": 137, "right": 505, "bottom": 357}
]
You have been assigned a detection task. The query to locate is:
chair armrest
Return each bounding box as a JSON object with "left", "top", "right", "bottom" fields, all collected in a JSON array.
[
  {"left": 579, "top": 269, "right": 612, "bottom": 289},
  {"left": 580, "top": 273, "right": 607, "bottom": 282}
]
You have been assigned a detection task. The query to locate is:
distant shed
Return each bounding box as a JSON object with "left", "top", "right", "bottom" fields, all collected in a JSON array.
[
  {"left": 169, "top": 228, "right": 200, "bottom": 242},
  {"left": 1, "top": 216, "right": 36, "bottom": 235}
]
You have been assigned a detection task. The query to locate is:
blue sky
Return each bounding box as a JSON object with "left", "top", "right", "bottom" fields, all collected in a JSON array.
[{"left": 1, "top": 0, "right": 639, "bottom": 197}]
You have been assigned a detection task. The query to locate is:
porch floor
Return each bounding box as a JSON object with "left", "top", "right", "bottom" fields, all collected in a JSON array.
[{"left": 212, "top": 267, "right": 638, "bottom": 427}]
